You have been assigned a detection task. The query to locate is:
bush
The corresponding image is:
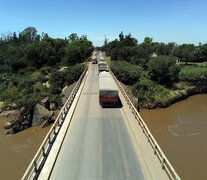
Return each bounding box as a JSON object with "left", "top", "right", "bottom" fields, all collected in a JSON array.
[
  {"left": 64, "top": 63, "right": 85, "bottom": 85},
  {"left": 30, "top": 71, "right": 44, "bottom": 82},
  {"left": 0, "top": 82, "right": 19, "bottom": 104},
  {"left": 50, "top": 70, "right": 65, "bottom": 88},
  {"left": 39, "top": 66, "right": 53, "bottom": 74},
  {"left": 10, "top": 58, "right": 27, "bottom": 72},
  {"left": 136, "top": 77, "right": 156, "bottom": 102},
  {"left": 48, "top": 93, "right": 62, "bottom": 107},
  {"left": 135, "top": 77, "right": 173, "bottom": 107},
  {"left": 50, "top": 63, "right": 85, "bottom": 89},
  {"left": 148, "top": 56, "right": 180, "bottom": 85},
  {"left": 111, "top": 61, "right": 143, "bottom": 85},
  {"left": 64, "top": 40, "right": 93, "bottom": 65}
]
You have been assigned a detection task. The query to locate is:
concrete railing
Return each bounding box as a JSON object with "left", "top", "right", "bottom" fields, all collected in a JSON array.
[
  {"left": 110, "top": 69, "right": 181, "bottom": 180},
  {"left": 22, "top": 69, "right": 87, "bottom": 180}
]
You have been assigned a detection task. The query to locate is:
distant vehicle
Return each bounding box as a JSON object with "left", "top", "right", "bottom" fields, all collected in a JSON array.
[
  {"left": 99, "top": 71, "right": 119, "bottom": 105},
  {"left": 99, "top": 57, "right": 105, "bottom": 62},
  {"left": 92, "top": 59, "right": 98, "bottom": 64},
  {"left": 91, "top": 56, "right": 97, "bottom": 64},
  {"left": 98, "top": 61, "right": 108, "bottom": 73}
]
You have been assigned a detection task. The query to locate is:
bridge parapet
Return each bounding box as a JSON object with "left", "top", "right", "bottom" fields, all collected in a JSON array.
[
  {"left": 22, "top": 69, "right": 87, "bottom": 180},
  {"left": 110, "top": 69, "right": 181, "bottom": 180}
]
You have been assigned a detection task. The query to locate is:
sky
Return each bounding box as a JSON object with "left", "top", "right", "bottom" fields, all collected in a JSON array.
[{"left": 0, "top": 0, "right": 207, "bottom": 46}]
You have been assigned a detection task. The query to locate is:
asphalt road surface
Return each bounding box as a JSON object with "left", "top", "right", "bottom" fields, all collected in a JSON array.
[{"left": 50, "top": 62, "right": 147, "bottom": 180}]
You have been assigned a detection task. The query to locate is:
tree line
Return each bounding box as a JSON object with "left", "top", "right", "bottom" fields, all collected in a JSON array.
[
  {"left": 0, "top": 27, "right": 93, "bottom": 72},
  {"left": 101, "top": 32, "right": 207, "bottom": 108},
  {"left": 102, "top": 31, "right": 207, "bottom": 64},
  {"left": 0, "top": 27, "right": 94, "bottom": 108}
]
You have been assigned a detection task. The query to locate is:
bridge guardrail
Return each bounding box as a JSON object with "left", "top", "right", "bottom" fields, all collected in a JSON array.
[
  {"left": 110, "top": 69, "right": 181, "bottom": 180},
  {"left": 22, "top": 69, "right": 87, "bottom": 180}
]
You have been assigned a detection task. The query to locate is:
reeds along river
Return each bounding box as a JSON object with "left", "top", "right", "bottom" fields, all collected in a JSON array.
[
  {"left": 140, "top": 94, "right": 207, "bottom": 180},
  {"left": 0, "top": 118, "right": 51, "bottom": 180}
]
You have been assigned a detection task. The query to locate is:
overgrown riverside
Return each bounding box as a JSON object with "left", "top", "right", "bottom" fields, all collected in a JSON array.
[
  {"left": 101, "top": 32, "right": 207, "bottom": 109},
  {"left": 0, "top": 27, "right": 93, "bottom": 111}
]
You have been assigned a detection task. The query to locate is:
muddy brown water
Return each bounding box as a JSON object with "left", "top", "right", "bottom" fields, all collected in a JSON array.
[
  {"left": 0, "top": 117, "right": 51, "bottom": 180},
  {"left": 140, "top": 94, "right": 207, "bottom": 180}
]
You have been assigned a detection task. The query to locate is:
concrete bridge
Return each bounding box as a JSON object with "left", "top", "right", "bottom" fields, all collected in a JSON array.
[{"left": 22, "top": 53, "right": 180, "bottom": 180}]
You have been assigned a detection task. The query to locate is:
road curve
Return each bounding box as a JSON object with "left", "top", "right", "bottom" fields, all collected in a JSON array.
[{"left": 50, "top": 63, "right": 147, "bottom": 180}]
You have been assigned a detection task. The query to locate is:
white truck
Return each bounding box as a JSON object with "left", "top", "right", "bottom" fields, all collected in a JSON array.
[
  {"left": 99, "top": 57, "right": 105, "bottom": 62},
  {"left": 99, "top": 71, "right": 119, "bottom": 105},
  {"left": 98, "top": 61, "right": 108, "bottom": 73}
]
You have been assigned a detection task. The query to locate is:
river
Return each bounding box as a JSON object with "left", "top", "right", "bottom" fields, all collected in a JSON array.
[
  {"left": 140, "top": 94, "right": 207, "bottom": 180},
  {"left": 0, "top": 117, "right": 51, "bottom": 180}
]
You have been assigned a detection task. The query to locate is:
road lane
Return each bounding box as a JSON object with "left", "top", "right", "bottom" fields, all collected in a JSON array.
[{"left": 50, "top": 63, "right": 147, "bottom": 180}]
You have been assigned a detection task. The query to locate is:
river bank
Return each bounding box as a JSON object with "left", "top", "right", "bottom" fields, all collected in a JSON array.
[
  {"left": 107, "top": 56, "right": 207, "bottom": 110},
  {"left": 140, "top": 82, "right": 207, "bottom": 109},
  {"left": 122, "top": 81, "right": 207, "bottom": 110}
]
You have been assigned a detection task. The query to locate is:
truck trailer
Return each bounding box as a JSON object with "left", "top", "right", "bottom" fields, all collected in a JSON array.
[
  {"left": 99, "top": 57, "right": 105, "bottom": 62},
  {"left": 99, "top": 71, "right": 119, "bottom": 105},
  {"left": 98, "top": 61, "right": 108, "bottom": 73}
]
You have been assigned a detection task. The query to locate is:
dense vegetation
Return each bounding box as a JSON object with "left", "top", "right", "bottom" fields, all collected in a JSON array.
[
  {"left": 102, "top": 32, "right": 207, "bottom": 108},
  {"left": 0, "top": 27, "right": 93, "bottom": 109}
]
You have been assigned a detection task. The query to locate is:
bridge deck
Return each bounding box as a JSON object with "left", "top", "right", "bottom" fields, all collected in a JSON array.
[{"left": 49, "top": 64, "right": 148, "bottom": 180}]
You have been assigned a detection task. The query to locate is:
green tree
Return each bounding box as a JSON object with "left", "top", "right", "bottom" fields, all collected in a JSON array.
[
  {"left": 194, "top": 44, "right": 207, "bottom": 62},
  {"left": 177, "top": 44, "right": 195, "bottom": 62},
  {"left": 119, "top": 31, "right": 124, "bottom": 41},
  {"left": 19, "top": 27, "right": 39, "bottom": 43},
  {"left": 12, "top": 32, "right": 18, "bottom": 44},
  {"left": 80, "top": 35, "right": 87, "bottom": 40},
  {"left": 148, "top": 56, "right": 180, "bottom": 85},
  {"left": 111, "top": 61, "right": 143, "bottom": 85},
  {"left": 144, "top": 37, "right": 153, "bottom": 44},
  {"left": 122, "top": 33, "right": 138, "bottom": 46},
  {"left": 104, "top": 36, "right": 108, "bottom": 45},
  {"left": 137, "top": 77, "right": 156, "bottom": 102},
  {"left": 68, "top": 33, "right": 79, "bottom": 42},
  {"left": 64, "top": 39, "right": 93, "bottom": 65},
  {"left": 42, "top": 37, "right": 68, "bottom": 63},
  {"left": 24, "top": 41, "right": 56, "bottom": 68}
]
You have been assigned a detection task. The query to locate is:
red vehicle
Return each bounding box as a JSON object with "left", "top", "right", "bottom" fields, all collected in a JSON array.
[{"left": 99, "top": 71, "right": 119, "bottom": 105}]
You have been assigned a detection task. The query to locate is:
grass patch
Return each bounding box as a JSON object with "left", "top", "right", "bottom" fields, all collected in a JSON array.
[
  {"left": 179, "top": 62, "right": 207, "bottom": 67},
  {"left": 179, "top": 66, "right": 207, "bottom": 84}
]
